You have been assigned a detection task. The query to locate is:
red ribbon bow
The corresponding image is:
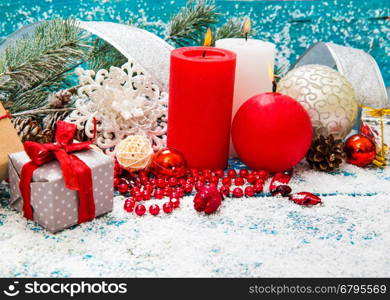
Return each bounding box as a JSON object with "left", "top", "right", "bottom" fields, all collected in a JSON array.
[{"left": 19, "top": 121, "right": 96, "bottom": 224}]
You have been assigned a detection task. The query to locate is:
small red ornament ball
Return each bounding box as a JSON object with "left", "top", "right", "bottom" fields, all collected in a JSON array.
[
  {"left": 149, "top": 204, "right": 160, "bottom": 216},
  {"left": 135, "top": 204, "right": 146, "bottom": 216},
  {"left": 163, "top": 202, "right": 174, "bottom": 214},
  {"left": 232, "top": 93, "right": 312, "bottom": 172},
  {"left": 151, "top": 148, "right": 187, "bottom": 178},
  {"left": 344, "top": 134, "right": 376, "bottom": 167}
]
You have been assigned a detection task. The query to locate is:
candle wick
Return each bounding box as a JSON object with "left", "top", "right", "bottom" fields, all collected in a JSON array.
[
  {"left": 245, "top": 32, "right": 248, "bottom": 42},
  {"left": 202, "top": 50, "right": 207, "bottom": 57}
]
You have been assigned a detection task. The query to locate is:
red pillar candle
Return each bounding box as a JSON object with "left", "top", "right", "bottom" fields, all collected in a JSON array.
[{"left": 167, "top": 47, "right": 236, "bottom": 169}]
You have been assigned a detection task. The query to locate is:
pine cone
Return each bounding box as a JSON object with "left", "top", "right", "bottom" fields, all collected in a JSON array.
[
  {"left": 47, "top": 89, "right": 73, "bottom": 108},
  {"left": 42, "top": 111, "right": 69, "bottom": 133},
  {"left": 12, "top": 117, "right": 53, "bottom": 143},
  {"left": 306, "top": 135, "right": 346, "bottom": 171}
]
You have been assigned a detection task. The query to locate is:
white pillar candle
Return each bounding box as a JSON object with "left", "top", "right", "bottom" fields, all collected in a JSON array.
[{"left": 215, "top": 38, "right": 276, "bottom": 157}]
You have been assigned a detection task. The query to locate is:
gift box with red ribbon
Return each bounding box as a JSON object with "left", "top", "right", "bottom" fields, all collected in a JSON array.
[{"left": 7, "top": 121, "right": 114, "bottom": 233}]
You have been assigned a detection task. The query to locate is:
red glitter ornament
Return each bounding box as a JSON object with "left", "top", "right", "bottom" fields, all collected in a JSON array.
[
  {"left": 151, "top": 148, "right": 187, "bottom": 177},
  {"left": 232, "top": 93, "right": 312, "bottom": 172},
  {"left": 344, "top": 134, "right": 376, "bottom": 167},
  {"left": 149, "top": 204, "right": 160, "bottom": 216},
  {"left": 135, "top": 204, "right": 146, "bottom": 216}
]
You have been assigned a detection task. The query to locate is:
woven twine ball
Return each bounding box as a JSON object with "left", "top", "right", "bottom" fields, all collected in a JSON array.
[
  {"left": 277, "top": 64, "right": 358, "bottom": 139},
  {"left": 115, "top": 135, "right": 154, "bottom": 171}
]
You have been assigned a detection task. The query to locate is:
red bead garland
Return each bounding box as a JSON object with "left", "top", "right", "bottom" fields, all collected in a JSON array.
[{"left": 117, "top": 164, "right": 321, "bottom": 216}]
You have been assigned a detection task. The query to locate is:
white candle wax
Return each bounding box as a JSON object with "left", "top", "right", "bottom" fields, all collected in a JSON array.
[{"left": 215, "top": 38, "right": 276, "bottom": 157}]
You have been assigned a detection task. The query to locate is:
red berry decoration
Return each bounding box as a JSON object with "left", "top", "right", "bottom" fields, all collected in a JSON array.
[
  {"left": 134, "top": 191, "right": 144, "bottom": 201},
  {"left": 239, "top": 169, "right": 249, "bottom": 178},
  {"left": 232, "top": 187, "right": 243, "bottom": 198},
  {"left": 219, "top": 185, "right": 230, "bottom": 197},
  {"left": 344, "top": 134, "right": 376, "bottom": 167},
  {"left": 113, "top": 177, "right": 120, "bottom": 187},
  {"left": 163, "top": 202, "right": 174, "bottom": 214},
  {"left": 256, "top": 170, "right": 269, "bottom": 181},
  {"left": 143, "top": 190, "right": 151, "bottom": 200},
  {"left": 168, "top": 177, "right": 178, "bottom": 187},
  {"left": 254, "top": 182, "right": 264, "bottom": 193},
  {"left": 221, "top": 177, "right": 232, "bottom": 186},
  {"left": 151, "top": 148, "right": 187, "bottom": 177},
  {"left": 195, "top": 181, "right": 204, "bottom": 191},
  {"left": 184, "top": 183, "right": 193, "bottom": 194},
  {"left": 170, "top": 197, "right": 180, "bottom": 208},
  {"left": 227, "top": 169, "right": 237, "bottom": 178},
  {"left": 135, "top": 204, "right": 146, "bottom": 216},
  {"left": 214, "top": 169, "right": 225, "bottom": 178},
  {"left": 124, "top": 198, "right": 136, "bottom": 212},
  {"left": 193, "top": 185, "right": 222, "bottom": 214},
  {"left": 289, "top": 192, "right": 321, "bottom": 206},
  {"left": 156, "top": 178, "right": 167, "bottom": 188},
  {"left": 244, "top": 186, "right": 255, "bottom": 197},
  {"left": 271, "top": 185, "right": 292, "bottom": 197},
  {"left": 153, "top": 188, "right": 164, "bottom": 199},
  {"left": 246, "top": 174, "right": 256, "bottom": 184},
  {"left": 232, "top": 93, "right": 312, "bottom": 172},
  {"left": 234, "top": 177, "right": 244, "bottom": 186},
  {"left": 149, "top": 204, "right": 160, "bottom": 216},
  {"left": 118, "top": 183, "right": 129, "bottom": 194}
]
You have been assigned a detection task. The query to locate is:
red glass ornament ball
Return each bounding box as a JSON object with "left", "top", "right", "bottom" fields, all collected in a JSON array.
[
  {"left": 149, "top": 204, "right": 160, "bottom": 216},
  {"left": 344, "top": 134, "right": 376, "bottom": 167},
  {"left": 151, "top": 148, "right": 187, "bottom": 178},
  {"left": 135, "top": 204, "right": 146, "bottom": 216},
  {"left": 163, "top": 202, "right": 174, "bottom": 214},
  {"left": 232, "top": 187, "right": 243, "bottom": 198},
  {"left": 232, "top": 93, "right": 312, "bottom": 172}
]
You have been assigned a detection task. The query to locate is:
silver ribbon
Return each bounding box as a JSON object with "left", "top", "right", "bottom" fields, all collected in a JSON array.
[
  {"left": 293, "top": 42, "right": 388, "bottom": 109},
  {"left": 0, "top": 21, "right": 173, "bottom": 91}
]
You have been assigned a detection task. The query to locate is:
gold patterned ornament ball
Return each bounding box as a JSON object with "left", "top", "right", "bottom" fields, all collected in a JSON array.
[
  {"left": 115, "top": 135, "right": 154, "bottom": 171},
  {"left": 277, "top": 64, "right": 358, "bottom": 139}
]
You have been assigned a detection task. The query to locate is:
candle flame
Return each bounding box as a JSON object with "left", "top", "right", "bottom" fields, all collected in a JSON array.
[
  {"left": 244, "top": 18, "right": 251, "bottom": 34},
  {"left": 203, "top": 28, "right": 212, "bottom": 47},
  {"left": 268, "top": 64, "right": 274, "bottom": 81}
]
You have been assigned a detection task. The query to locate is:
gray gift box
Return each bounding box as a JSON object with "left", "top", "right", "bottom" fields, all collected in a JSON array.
[{"left": 8, "top": 149, "right": 114, "bottom": 233}]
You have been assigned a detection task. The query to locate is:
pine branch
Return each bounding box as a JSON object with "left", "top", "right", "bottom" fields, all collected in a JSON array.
[
  {"left": 87, "top": 38, "right": 127, "bottom": 71},
  {"left": 166, "top": 0, "right": 219, "bottom": 47},
  {"left": 214, "top": 18, "right": 245, "bottom": 45},
  {"left": 0, "top": 19, "right": 91, "bottom": 112}
]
